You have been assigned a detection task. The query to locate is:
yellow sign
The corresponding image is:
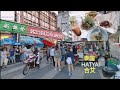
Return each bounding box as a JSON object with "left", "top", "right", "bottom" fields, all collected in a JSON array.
[
  {"left": 1, "top": 36, "right": 9, "bottom": 40},
  {"left": 84, "top": 67, "right": 96, "bottom": 74},
  {"left": 84, "top": 55, "right": 89, "bottom": 61},
  {"left": 89, "top": 55, "right": 95, "bottom": 61}
]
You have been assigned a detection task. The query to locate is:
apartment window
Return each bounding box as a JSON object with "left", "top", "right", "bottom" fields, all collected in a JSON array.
[
  {"left": 23, "top": 11, "right": 26, "bottom": 17},
  {"left": 32, "top": 16, "right": 36, "bottom": 22},
  {"left": 40, "top": 14, "right": 44, "bottom": 20},
  {"left": 27, "top": 11, "right": 32, "bottom": 14},
  {"left": 36, "top": 23, "right": 39, "bottom": 27},
  {"left": 36, "top": 12, "right": 39, "bottom": 17},
  {"left": 45, "top": 23, "right": 49, "bottom": 29},
  {"left": 28, "top": 14, "right": 31, "bottom": 20},
  {"left": 32, "top": 11, "right": 36, "bottom": 15},
  {"left": 36, "top": 18, "right": 38, "bottom": 23},
  {"left": 42, "top": 11, "right": 45, "bottom": 14},
  {"left": 44, "top": 17, "right": 49, "bottom": 23},
  {"left": 40, "top": 20, "right": 44, "bottom": 27},
  {"left": 17, "top": 11, "right": 20, "bottom": 14},
  {"left": 46, "top": 11, "right": 49, "bottom": 16}
]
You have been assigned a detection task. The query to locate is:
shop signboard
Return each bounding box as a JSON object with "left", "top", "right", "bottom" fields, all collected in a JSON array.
[
  {"left": 3, "top": 38, "right": 15, "bottom": 44},
  {"left": 27, "top": 26, "right": 64, "bottom": 40},
  {"left": 0, "top": 19, "right": 28, "bottom": 34}
]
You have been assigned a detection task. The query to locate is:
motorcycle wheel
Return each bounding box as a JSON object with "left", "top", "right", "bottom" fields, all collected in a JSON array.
[{"left": 23, "top": 64, "right": 30, "bottom": 75}]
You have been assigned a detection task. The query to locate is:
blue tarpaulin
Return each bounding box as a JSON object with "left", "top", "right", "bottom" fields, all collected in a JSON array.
[
  {"left": 12, "top": 42, "right": 22, "bottom": 45},
  {"left": 3, "top": 38, "right": 15, "bottom": 45},
  {"left": 20, "top": 36, "right": 44, "bottom": 47}
]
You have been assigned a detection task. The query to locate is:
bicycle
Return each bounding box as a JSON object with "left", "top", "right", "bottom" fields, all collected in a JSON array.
[{"left": 23, "top": 55, "right": 42, "bottom": 75}]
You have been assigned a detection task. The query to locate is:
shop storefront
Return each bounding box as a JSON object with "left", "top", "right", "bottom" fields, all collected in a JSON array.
[
  {"left": 0, "top": 19, "right": 28, "bottom": 47},
  {"left": 27, "top": 26, "right": 64, "bottom": 47},
  {"left": 0, "top": 33, "right": 15, "bottom": 50},
  {"left": 0, "top": 19, "right": 64, "bottom": 48}
]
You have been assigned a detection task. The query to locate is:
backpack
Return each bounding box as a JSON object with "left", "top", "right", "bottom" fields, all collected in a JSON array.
[{"left": 54, "top": 50, "right": 61, "bottom": 58}]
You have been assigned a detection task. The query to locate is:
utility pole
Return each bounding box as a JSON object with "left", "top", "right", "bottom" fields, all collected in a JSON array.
[{"left": 14, "top": 11, "right": 19, "bottom": 47}]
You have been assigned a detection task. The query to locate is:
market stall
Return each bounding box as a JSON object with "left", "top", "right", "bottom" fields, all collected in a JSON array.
[{"left": 20, "top": 36, "right": 44, "bottom": 47}]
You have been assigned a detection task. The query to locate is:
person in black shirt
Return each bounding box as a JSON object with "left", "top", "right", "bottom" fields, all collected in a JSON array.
[
  {"left": 15, "top": 47, "right": 20, "bottom": 62},
  {"left": 73, "top": 45, "right": 77, "bottom": 55}
]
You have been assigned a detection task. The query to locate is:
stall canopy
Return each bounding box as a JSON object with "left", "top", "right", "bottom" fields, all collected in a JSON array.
[
  {"left": 12, "top": 42, "right": 22, "bottom": 46},
  {"left": 3, "top": 38, "right": 15, "bottom": 45},
  {"left": 20, "top": 36, "right": 44, "bottom": 47},
  {"left": 42, "top": 40, "right": 55, "bottom": 47}
]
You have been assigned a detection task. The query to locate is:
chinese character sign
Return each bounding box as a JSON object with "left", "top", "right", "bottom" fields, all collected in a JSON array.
[{"left": 0, "top": 19, "right": 28, "bottom": 34}]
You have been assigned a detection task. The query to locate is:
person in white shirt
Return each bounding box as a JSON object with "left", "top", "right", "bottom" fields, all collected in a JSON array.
[
  {"left": 50, "top": 46, "right": 55, "bottom": 67},
  {"left": 25, "top": 45, "right": 32, "bottom": 59},
  {"left": 0, "top": 47, "right": 8, "bottom": 68},
  {"left": 70, "top": 46, "right": 73, "bottom": 52}
]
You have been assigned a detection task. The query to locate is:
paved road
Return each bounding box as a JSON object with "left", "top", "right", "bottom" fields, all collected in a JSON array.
[{"left": 1, "top": 57, "right": 109, "bottom": 79}]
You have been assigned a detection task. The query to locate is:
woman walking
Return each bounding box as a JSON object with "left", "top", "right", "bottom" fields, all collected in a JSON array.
[
  {"left": 60, "top": 45, "right": 66, "bottom": 68},
  {"left": 0, "top": 47, "right": 9, "bottom": 68},
  {"left": 50, "top": 46, "right": 55, "bottom": 67},
  {"left": 66, "top": 47, "right": 75, "bottom": 76},
  {"left": 54, "top": 46, "right": 61, "bottom": 71}
]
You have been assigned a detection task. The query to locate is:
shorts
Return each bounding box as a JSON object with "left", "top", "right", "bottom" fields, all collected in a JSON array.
[
  {"left": 61, "top": 55, "right": 65, "bottom": 61},
  {"left": 10, "top": 56, "right": 15, "bottom": 60},
  {"left": 66, "top": 57, "right": 72, "bottom": 64}
]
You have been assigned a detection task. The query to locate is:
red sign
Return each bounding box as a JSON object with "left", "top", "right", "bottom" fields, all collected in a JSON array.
[{"left": 28, "top": 26, "right": 64, "bottom": 40}]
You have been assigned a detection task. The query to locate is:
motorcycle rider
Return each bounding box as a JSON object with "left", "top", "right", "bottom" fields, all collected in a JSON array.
[{"left": 34, "top": 47, "right": 40, "bottom": 67}]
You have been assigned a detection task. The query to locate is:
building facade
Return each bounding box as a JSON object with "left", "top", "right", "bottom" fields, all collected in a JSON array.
[
  {"left": 16, "top": 11, "right": 57, "bottom": 31},
  {"left": 1, "top": 11, "right": 58, "bottom": 45},
  {"left": 57, "top": 11, "right": 72, "bottom": 41}
]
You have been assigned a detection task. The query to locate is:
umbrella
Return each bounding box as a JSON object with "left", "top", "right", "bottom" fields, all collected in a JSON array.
[{"left": 42, "top": 40, "right": 55, "bottom": 47}]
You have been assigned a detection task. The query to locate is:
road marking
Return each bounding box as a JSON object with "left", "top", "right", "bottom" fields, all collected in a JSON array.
[
  {"left": 11, "top": 62, "right": 49, "bottom": 79},
  {"left": 40, "top": 69, "right": 59, "bottom": 79}
]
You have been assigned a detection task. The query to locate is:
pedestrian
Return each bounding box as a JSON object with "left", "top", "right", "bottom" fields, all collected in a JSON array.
[
  {"left": 84, "top": 46, "right": 89, "bottom": 54},
  {"left": 9, "top": 46, "right": 16, "bottom": 64},
  {"left": 46, "top": 46, "right": 50, "bottom": 64},
  {"left": 73, "top": 45, "right": 77, "bottom": 55},
  {"left": 50, "top": 46, "right": 55, "bottom": 67},
  {"left": 54, "top": 46, "right": 61, "bottom": 71},
  {"left": 15, "top": 47, "right": 21, "bottom": 62},
  {"left": 66, "top": 47, "right": 75, "bottom": 76},
  {"left": 70, "top": 46, "right": 73, "bottom": 52},
  {"left": 20, "top": 46, "right": 27, "bottom": 61},
  {"left": 0, "top": 47, "right": 9, "bottom": 68},
  {"left": 60, "top": 45, "right": 66, "bottom": 68},
  {"left": 77, "top": 49, "right": 84, "bottom": 61}
]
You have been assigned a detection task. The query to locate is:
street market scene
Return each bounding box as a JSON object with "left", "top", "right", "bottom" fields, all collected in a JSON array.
[{"left": 0, "top": 11, "right": 120, "bottom": 79}]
